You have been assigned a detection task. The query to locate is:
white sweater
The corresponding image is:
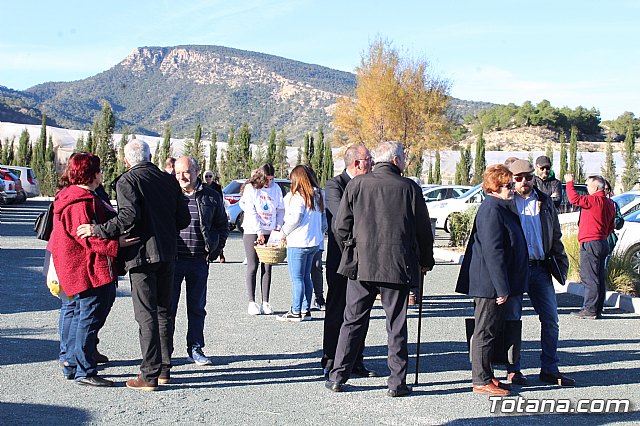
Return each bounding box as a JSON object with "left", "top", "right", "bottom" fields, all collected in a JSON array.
[
  {"left": 239, "top": 183, "right": 285, "bottom": 235},
  {"left": 281, "top": 191, "right": 327, "bottom": 248}
]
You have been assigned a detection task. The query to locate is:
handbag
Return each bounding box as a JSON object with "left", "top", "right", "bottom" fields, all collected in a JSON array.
[{"left": 34, "top": 202, "right": 54, "bottom": 241}]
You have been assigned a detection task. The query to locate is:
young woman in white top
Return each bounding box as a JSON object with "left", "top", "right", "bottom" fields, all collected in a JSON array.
[
  {"left": 278, "top": 165, "right": 327, "bottom": 322},
  {"left": 239, "top": 164, "right": 285, "bottom": 315}
]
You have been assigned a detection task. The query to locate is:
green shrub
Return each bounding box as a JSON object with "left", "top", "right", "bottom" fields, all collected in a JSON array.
[
  {"left": 606, "top": 254, "right": 640, "bottom": 296},
  {"left": 449, "top": 206, "right": 478, "bottom": 248},
  {"left": 561, "top": 224, "right": 640, "bottom": 296}
]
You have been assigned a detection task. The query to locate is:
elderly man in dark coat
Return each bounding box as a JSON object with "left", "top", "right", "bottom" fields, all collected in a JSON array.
[{"left": 325, "top": 141, "right": 434, "bottom": 397}]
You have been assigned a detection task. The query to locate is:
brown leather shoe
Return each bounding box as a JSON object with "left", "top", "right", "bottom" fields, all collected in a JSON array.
[
  {"left": 540, "top": 371, "right": 576, "bottom": 387},
  {"left": 126, "top": 374, "right": 158, "bottom": 391},
  {"left": 473, "top": 382, "right": 510, "bottom": 396},
  {"left": 492, "top": 378, "right": 512, "bottom": 390},
  {"left": 507, "top": 371, "right": 528, "bottom": 385}
]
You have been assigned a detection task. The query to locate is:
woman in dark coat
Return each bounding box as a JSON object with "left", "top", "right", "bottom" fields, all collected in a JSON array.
[{"left": 456, "top": 164, "right": 528, "bottom": 396}]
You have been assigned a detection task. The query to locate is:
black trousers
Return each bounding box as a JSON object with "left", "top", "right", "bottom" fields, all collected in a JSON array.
[
  {"left": 129, "top": 261, "right": 175, "bottom": 383},
  {"left": 580, "top": 239, "right": 609, "bottom": 317},
  {"left": 471, "top": 297, "right": 505, "bottom": 386},
  {"left": 329, "top": 280, "right": 409, "bottom": 391},
  {"left": 321, "top": 269, "right": 369, "bottom": 370}
]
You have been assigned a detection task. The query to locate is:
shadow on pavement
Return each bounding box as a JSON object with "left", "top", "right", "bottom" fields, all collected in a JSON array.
[{"left": 0, "top": 402, "right": 92, "bottom": 425}]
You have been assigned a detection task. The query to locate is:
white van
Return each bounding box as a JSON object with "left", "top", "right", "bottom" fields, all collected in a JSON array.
[{"left": 0, "top": 166, "right": 40, "bottom": 197}]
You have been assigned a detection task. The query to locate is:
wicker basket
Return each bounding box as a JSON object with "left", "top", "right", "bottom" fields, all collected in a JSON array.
[{"left": 254, "top": 244, "right": 287, "bottom": 264}]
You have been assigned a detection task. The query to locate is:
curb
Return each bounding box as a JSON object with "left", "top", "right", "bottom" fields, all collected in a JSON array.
[{"left": 435, "top": 247, "right": 639, "bottom": 314}]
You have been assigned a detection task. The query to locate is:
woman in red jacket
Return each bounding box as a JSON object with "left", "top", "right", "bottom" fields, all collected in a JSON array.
[{"left": 50, "top": 153, "right": 125, "bottom": 387}]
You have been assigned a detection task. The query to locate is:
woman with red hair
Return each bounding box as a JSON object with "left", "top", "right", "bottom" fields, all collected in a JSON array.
[{"left": 50, "top": 153, "right": 128, "bottom": 387}]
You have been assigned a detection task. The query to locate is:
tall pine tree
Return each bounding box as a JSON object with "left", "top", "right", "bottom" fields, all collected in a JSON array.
[
  {"left": 158, "top": 124, "right": 173, "bottom": 169},
  {"left": 237, "top": 122, "right": 252, "bottom": 176},
  {"left": 568, "top": 126, "right": 579, "bottom": 177},
  {"left": 275, "top": 130, "right": 289, "bottom": 178},
  {"left": 622, "top": 125, "right": 639, "bottom": 191},
  {"left": 266, "top": 128, "right": 277, "bottom": 165},
  {"left": 208, "top": 131, "right": 218, "bottom": 178},
  {"left": 322, "top": 138, "right": 333, "bottom": 185},
  {"left": 17, "top": 129, "right": 31, "bottom": 166},
  {"left": 434, "top": 149, "right": 442, "bottom": 185},
  {"left": 601, "top": 136, "right": 616, "bottom": 192},
  {"left": 559, "top": 131, "right": 568, "bottom": 182},
  {"left": 472, "top": 131, "right": 486, "bottom": 185}
]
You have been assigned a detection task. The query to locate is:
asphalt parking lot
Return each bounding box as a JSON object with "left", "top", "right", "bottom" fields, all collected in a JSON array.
[{"left": 1, "top": 199, "right": 639, "bottom": 425}]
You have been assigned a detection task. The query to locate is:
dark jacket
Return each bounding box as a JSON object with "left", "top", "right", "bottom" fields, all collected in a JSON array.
[
  {"left": 325, "top": 170, "right": 351, "bottom": 271},
  {"left": 533, "top": 175, "right": 562, "bottom": 209},
  {"left": 512, "top": 187, "right": 569, "bottom": 284},
  {"left": 334, "top": 162, "right": 435, "bottom": 287},
  {"left": 456, "top": 194, "right": 528, "bottom": 298},
  {"left": 95, "top": 161, "right": 191, "bottom": 271},
  {"left": 193, "top": 179, "right": 230, "bottom": 261},
  {"left": 51, "top": 185, "right": 119, "bottom": 296}
]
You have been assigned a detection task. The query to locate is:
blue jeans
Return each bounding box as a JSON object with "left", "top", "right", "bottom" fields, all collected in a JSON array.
[
  {"left": 287, "top": 246, "right": 319, "bottom": 314},
  {"left": 59, "top": 296, "right": 77, "bottom": 364},
  {"left": 171, "top": 257, "right": 209, "bottom": 352},
  {"left": 66, "top": 282, "right": 116, "bottom": 380},
  {"left": 504, "top": 266, "right": 560, "bottom": 373}
]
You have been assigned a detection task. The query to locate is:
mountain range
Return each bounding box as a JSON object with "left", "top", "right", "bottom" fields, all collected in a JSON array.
[{"left": 1, "top": 45, "right": 492, "bottom": 142}]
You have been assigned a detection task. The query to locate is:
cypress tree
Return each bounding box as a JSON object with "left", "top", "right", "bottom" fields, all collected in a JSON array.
[
  {"left": 559, "top": 131, "right": 568, "bottom": 182},
  {"left": 208, "top": 132, "right": 218, "bottom": 178},
  {"left": 17, "top": 129, "right": 30, "bottom": 166},
  {"left": 622, "top": 125, "right": 639, "bottom": 191},
  {"left": 434, "top": 149, "right": 442, "bottom": 184},
  {"left": 322, "top": 138, "right": 333, "bottom": 185},
  {"left": 76, "top": 135, "right": 85, "bottom": 152},
  {"left": 41, "top": 135, "right": 58, "bottom": 196},
  {"left": 237, "top": 122, "right": 252, "bottom": 176},
  {"left": 427, "top": 161, "right": 433, "bottom": 184},
  {"left": 472, "top": 131, "right": 486, "bottom": 185},
  {"left": 0, "top": 138, "right": 5, "bottom": 164},
  {"left": 601, "top": 136, "right": 616, "bottom": 192},
  {"left": 116, "top": 127, "right": 129, "bottom": 176},
  {"left": 577, "top": 155, "right": 586, "bottom": 183},
  {"left": 253, "top": 141, "right": 266, "bottom": 167},
  {"left": 7, "top": 137, "right": 16, "bottom": 165},
  {"left": 191, "top": 123, "right": 205, "bottom": 168},
  {"left": 266, "top": 128, "right": 277, "bottom": 165},
  {"left": 159, "top": 124, "right": 173, "bottom": 169},
  {"left": 568, "top": 126, "right": 578, "bottom": 176},
  {"left": 296, "top": 145, "right": 303, "bottom": 166},
  {"left": 275, "top": 130, "right": 289, "bottom": 178},
  {"left": 312, "top": 126, "right": 325, "bottom": 180},
  {"left": 545, "top": 142, "right": 553, "bottom": 167},
  {"left": 302, "top": 134, "right": 310, "bottom": 165}
]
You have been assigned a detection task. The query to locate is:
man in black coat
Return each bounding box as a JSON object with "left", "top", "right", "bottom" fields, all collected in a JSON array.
[
  {"left": 533, "top": 155, "right": 562, "bottom": 209},
  {"left": 77, "top": 140, "right": 190, "bottom": 391},
  {"left": 321, "top": 143, "right": 377, "bottom": 378},
  {"left": 325, "top": 141, "right": 435, "bottom": 397}
]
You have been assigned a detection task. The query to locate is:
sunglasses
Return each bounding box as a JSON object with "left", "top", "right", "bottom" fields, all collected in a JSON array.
[
  {"left": 514, "top": 175, "right": 534, "bottom": 182},
  {"left": 502, "top": 182, "right": 515, "bottom": 190},
  {"left": 205, "top": 175, "right": 213, "bottom": 179}
]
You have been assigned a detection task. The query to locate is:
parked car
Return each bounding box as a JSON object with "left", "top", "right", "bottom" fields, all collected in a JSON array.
[
  {"left": 0, "top": 170, "right": 17, "bottom": 203},
  {"left": 223, "top": 178, "right": 291, "bottom": 232},
  {"left": 0, "top": 169, "right": 27, "bottom": 203},
  {"left": 613, "top": 209, "right": 640, "bottom": 274},
  {"left": 428, "top": 184, "right": 485, "bottom": 232},
  {"left": 0, "top": 166, "right": 40, "bottom": 197},
  {"left": 422, "top": 185, "right": 472, "bottom": 203},
  {"left": 0, "top": 179, "right": 6, "bottom": 204}
]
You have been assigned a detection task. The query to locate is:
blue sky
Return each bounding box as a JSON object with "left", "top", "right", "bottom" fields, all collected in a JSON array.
[{"left": 1, "top": 0, "right": 638, "bottom": 120}]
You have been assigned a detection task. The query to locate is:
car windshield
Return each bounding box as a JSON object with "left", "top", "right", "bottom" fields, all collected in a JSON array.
[
  {"left": 624, "top": 209, "right": 640, "bottom": 222},
  {"left": 223, "top": 181, "right": 244, "bottom": 194},
  {"left": 612, "top": 193, "right": 640, "bottom": 210},
  {"left": 455, "top": 184, "right": 483, "bottom": 200}
]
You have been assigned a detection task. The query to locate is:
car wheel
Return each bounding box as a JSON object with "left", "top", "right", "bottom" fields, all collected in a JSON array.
[
  {"left": 625, "top": 244, "right": 640, "bottom": 275},
  {"left": 236, "top": 212, "right": 244, "bottom": 233},
  {"left": 444, "top": 216, "right": 451, "bottom": 233}
]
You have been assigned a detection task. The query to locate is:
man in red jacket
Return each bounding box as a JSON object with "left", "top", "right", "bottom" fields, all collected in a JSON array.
[{"left": 565, "top": 174, "right": 615, "bottom": 319}]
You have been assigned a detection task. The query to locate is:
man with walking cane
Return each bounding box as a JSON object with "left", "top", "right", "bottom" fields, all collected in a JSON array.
[{"left": 324, "top": 141, "right": 434, "bottom": 397}]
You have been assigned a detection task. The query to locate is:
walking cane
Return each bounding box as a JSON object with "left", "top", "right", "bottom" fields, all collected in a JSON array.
[{"left": 414, "top": 271, "right": 426, "bottom": 385}]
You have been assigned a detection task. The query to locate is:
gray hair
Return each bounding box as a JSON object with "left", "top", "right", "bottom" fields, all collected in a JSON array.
[
  {"left": 344, "top": 143, "right": 367, "bottom": 168},
  {"left": 588, "top": 175, "right": 606, "bottom": 191},
  {"left": 374, "top": 141, "right": 404, "bottom": 164},
  {"left": 124, "top": 140, "right": 151, "bottom": 166}
]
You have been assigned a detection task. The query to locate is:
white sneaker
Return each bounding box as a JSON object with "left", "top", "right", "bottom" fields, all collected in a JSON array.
[
  {"left": 248, "top": 302, "right": 262, "bottom": 315},
  {"left": 262, "top": 302, "right": 273, "bottom": 315}
]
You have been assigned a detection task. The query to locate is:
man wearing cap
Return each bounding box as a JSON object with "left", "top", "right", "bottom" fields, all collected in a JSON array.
[
  {"left": 533, "top": 156, "right": 562, "bottom": 209},
  {"left": 504, "top": 159, "right": 575, "bottom": 387}
]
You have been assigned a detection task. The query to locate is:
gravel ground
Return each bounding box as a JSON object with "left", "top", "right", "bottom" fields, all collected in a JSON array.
[{"left": 1, "top": 199, "right": 639, "bottom": 425}]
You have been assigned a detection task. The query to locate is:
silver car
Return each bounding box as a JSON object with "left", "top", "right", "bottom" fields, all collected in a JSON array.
[{"left": 0, "top": 166, "right": 40, "bottom": 197}]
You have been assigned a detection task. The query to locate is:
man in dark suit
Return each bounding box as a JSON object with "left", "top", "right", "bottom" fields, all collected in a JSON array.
[
  {"left": 321, "top": 143, "right": 378, "bottom": 378},
  {"left": 325, "top": 141, "right": 434, "bottom": 397}
]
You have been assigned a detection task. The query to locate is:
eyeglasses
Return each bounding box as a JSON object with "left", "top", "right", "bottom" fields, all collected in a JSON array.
[
  {"left": 501, "top": 182, "right": 515, "bottom": 190},
  {"left": 514, "top": 174, "right": 534, "bottom": 182},
  {"left": 357, "top": 157, "right": 373, "bottom": 162}
]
